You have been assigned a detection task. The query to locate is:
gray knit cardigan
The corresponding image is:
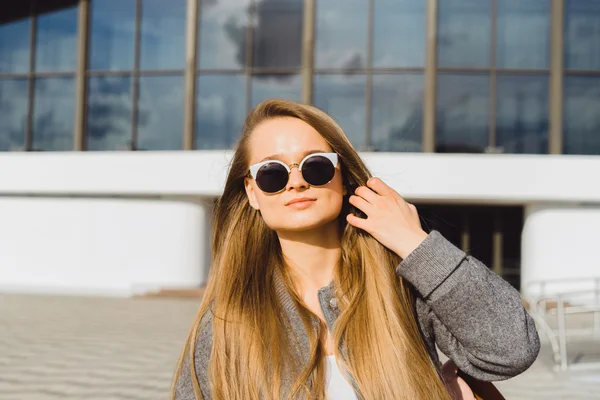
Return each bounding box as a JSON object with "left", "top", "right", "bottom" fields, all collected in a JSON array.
[{"left": 175, "top": 230, "right": 540, "bottom": 399}]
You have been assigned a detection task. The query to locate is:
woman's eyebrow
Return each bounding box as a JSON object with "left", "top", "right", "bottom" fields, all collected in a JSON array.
[{"left": 258, "top": 149, "right": 328, "bottom": 163}]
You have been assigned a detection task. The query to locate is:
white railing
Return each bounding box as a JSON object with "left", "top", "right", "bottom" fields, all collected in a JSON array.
[{"left": 524, "top": 278, "right": 600, "bottom": 371}]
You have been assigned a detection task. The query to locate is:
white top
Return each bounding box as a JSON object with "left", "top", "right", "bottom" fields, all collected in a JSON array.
[{"left": 325, "top": 355, "right": 359, "bottom": 399}]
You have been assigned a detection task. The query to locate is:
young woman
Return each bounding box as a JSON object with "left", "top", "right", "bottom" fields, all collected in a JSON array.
[{"left": 173, "top": 99, "right": 540, "bottom": 400}]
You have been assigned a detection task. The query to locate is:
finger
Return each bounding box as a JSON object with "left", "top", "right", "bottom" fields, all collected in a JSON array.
[
  {"left": 366, "top": 177, "right": 398, "bottom": 198},
  {"left": 346, "top": 213, "right": 369, "bottom": 230},
  {"left": 407, "top": 202, "right": 417, "bottom": 213},
  {"left": 348, "top": 195, "right": 373, "bottom": 215},
  {"left": 354, "top": 185, "right": 380, "bottom": 204}
]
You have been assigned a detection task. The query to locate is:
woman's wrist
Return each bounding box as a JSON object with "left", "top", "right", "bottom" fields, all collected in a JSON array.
[{"left": 394, "top": 230, "right": 429, "bottom": 259}]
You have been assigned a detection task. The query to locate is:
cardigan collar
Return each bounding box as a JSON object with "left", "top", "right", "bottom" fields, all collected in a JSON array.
[{"left": 272, "top": 268, "right": 362, "bottom": 398}]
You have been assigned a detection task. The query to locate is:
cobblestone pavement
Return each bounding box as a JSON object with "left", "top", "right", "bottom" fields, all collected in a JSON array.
[{"left": 1, "top": 293, "right": 599, "bottom": 400}]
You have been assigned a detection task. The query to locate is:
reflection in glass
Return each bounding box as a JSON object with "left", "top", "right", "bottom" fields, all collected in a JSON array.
[
  {"left": 198, "top": 0, "right": 249, "bottom": 69},
  {"left": 87, "top": 76, "right": 132, "bottom": 151},
  {"left": 35, "top": 6, "right": 78, "bottom": 72},
  {"left": 252, "top": 0, "right": 302, "bottom": 68},
  {"left": 564, "top": 76, "right": 600, "bottom": 155},
  {"left": 371, "top": 74, "right": 423, "bottom": 152},
  {"left": 89, "top": 0, "right": 136, "bottom": 71},
  {"left": 0, "top": 18, "right": 31, "bottom": 73},
  {"left": 251, "top": 74, "right": 301, "bottom": 108},
  {"left": 436, "top": 74, "right": 489, "bottom": 153},
  {"left": 0, "top": 79, "right": 28, "bottom": 151},
  {"left": 196, "top": 74, "right": 246, "bottom": 149},
  {"left": 32, "top": 78, "right": 75, "bottom": 151},
  {"left": 496, "top": 75, "right": 548, "bottom": 154},
  {"left": 373, "top": 0, "right": 425, "bottom": 67},
  {"left": 315, "top": 0, "right": 368, "bottom": 69},
  {"left": 137, "top": 75, "right": 184, "bottom": 150},
  {"left": 438, "top": 0, "right": 491, "bottom": 68},
  {"left": 140, "top": 0, "right": 186, "bottom": 70},
  {"left": 497, "top": 0, "right": 550, "bottom": 69},
  {"left": 564, "top": 0, "right": 600, "bottom": 70},
  {"left": 313, "top": 74, "right": 366, "bottom": 148}
]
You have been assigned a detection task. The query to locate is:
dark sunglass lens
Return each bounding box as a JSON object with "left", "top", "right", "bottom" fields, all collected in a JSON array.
[
  {"left": 256, "top": 163, "right": 288, "bottom": 193},
  {"left": 302, "top": 156, "right": 335, "bottom": 186}
]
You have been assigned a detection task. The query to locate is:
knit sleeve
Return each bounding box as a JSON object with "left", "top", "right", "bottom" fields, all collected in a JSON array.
[{"left": 397, "top": 231, "right": 540, "bottom": 381}]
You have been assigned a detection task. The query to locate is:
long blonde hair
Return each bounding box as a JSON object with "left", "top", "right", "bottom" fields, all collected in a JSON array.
[{"left": 172, "top": 99, "right": 451, "bottom": 399}]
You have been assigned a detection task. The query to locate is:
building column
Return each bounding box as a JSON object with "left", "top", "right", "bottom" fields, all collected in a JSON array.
[
  {"left": 423, "top": 0, "right": 438, "bottom": 153},
  {"left": 522, "top": 203, "right": 600, "bottom": 298},
  {"left": 301, "top": 0, "right": 316, "bottom": 104},
  {"left": 549, "top": 0, "right": 564, "bottom": 155},
  {"left": 197, "top": 197, "right": 215, "bottom": 284},
  {"left": 74, "top": 0, "right": 90, "bottom": 151},
  {"left": 183, "top": 0, "right": 199, "bottom": 150}
]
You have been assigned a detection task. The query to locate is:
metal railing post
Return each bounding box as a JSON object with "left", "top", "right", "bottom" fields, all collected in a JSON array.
[
  {"left": 557, "top": 295, "right": 568, "bottom": 371},
  {"left": 594, "top": 278, "right": 600, "bottom": 337}
]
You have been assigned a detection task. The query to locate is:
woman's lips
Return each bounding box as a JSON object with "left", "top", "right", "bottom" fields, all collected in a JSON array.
[{"left": 286, "top": 199, "right": 316, "bottom": 209}]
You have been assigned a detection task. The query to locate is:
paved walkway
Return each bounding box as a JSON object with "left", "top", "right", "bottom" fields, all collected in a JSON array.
[{"left": 1, "top": 293, "right": 599, "bottom": 399}]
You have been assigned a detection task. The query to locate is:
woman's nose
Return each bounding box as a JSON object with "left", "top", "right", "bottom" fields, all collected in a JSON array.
[{"left": 286, "top": 166, "right": 308, "bottom": 190}]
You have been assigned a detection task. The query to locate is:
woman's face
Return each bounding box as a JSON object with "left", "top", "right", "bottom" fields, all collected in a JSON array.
[{"left": 244, "top": 117, "right": 347, "bottom": 233}]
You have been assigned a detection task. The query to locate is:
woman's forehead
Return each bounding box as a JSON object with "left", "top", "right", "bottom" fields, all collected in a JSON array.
[{"left": 249, "top": 118, "right": 332, "bottom": 163}]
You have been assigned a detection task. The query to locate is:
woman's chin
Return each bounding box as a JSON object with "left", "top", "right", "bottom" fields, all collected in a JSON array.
[{"left": 273, "top": 212, "right": 340, "bottom": 233}]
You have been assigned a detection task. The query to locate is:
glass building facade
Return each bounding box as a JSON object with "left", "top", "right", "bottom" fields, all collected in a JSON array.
[{"left": 0, "top": 0, "right": 599, "bottom": 154}]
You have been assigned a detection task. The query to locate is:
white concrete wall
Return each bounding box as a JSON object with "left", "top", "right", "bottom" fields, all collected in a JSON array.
[
  {"left": 0, "top": 151, "right": 598, "bottom": 296},
  {"left": 0, "top": 151, "right": 599, "bottom": 203},
  {"left": 521, "top": 204, "right": 600, "bottom": 298},
  {"left": 0, "top": 197, "right": 213, "bottom": 296}
]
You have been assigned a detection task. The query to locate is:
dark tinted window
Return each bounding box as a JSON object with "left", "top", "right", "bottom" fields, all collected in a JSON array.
[
  {"left": 436, "top": 74, "right": 490, "bottom": 153},
  {"left": 137, "top": 75, "right": 184, "bottom": 150},
  {"left": 313, "top": 74, "right": 366, "bottom": 148},
  {"left": 32, "top": 77, "right": 75, "bottom": 150},
  {"left": 371, "top": 74, "right": 423, "bottom": 152},
  {"left": 87, "top": 76, "right": 133, "bottom": 151},
  {"left": 89, "top": 0, "right": 136, "bottom": 71},
  {"left": 0, "top": 79, "right": 28, "bottom": 151},
  {"left": 196, "top": 74, "right": 246, "bottom": 149}
]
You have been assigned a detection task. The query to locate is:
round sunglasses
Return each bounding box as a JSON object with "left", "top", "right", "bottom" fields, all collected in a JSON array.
[{"left": 247, "top": 152, "right": 339, "bottom": 194}]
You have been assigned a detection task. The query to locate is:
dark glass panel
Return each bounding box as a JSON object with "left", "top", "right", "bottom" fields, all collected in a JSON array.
[
  {"left": 501, "top": 206, "right": 524, "bottom": 290},
  {"left": 436, "top": 74, "right": 489, "bottom": 153},
  {"left": 137, "top": 75, "right": 184, "bottom": 150},
  {"left": 140, "top": 0, "right": 186, "bottom": 70},
  {"left": 438, "top": 0, "right": 491, "bottom": 68},
  {"left": 315, "top": 0, "right": 368, "bottom": 69},
  {"left": 564, "top": 76, "right": 600, "bottom": 155},
  {"left": 252, "top": 0, "right": 302, "bottom": 68},
  {"left": 468, "top": 207, "right": 494, "bottom": 267},
  {"left": 0, "top": 17, "right": 30, "bottom": 73},
  {"left": 196, "top": 74, "right": 246, "bottom": 149},
  {"left": 89, "top": 0, "right": 136, "bottom": 71},
  {"left": 313, "top": 74, "right": 366, "bottom": 148},
  {"left": 87, "top": 76, "right": 133, "bottom": 151},
  {"left": 35, "top": 5, "right": 78, "bottom": 72},
  {"left": 373, "top": 0, "right": 425, "bottom": 68},
  {"left": 371, "top": 74, "right": 423, "bottom": 152},
  {"left": 198, "top": 0, "right": 250, "bottom": 70},
  {"left": 496, "top": 74, "right": 548, "bottom": 154},
  {"left": 0, "top": 79, "right": 28, "bottom": 151},
  {"left": 32, "top": 77, "right": 75, "bottom": 151},
  {"left": 251, "top": 74, "right": 301, "bottom": 108},
  {"left": 564, "top": 0, "right": 600, "bottom": 70},
  {"left": 497, "top": 0, "right": 550, "bottom": 69}
]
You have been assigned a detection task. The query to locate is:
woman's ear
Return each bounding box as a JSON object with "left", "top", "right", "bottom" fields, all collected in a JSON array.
[{"left": 244, "top": 176, "right": 260, "bottom": 210}]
